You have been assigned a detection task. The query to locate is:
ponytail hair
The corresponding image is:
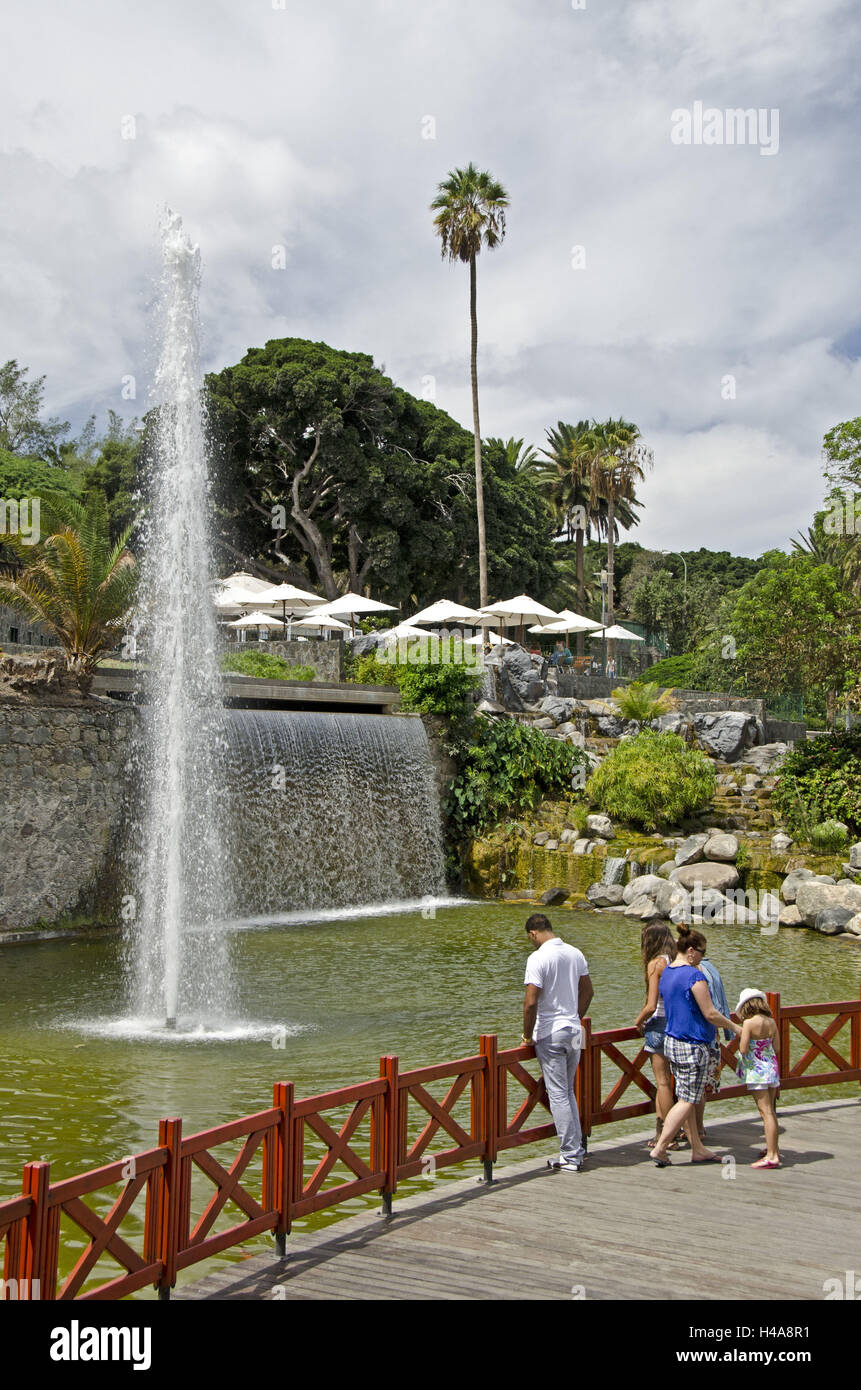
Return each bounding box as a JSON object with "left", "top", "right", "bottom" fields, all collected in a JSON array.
[{"left": 675, "top": 924, "right": 708, "bottom": 955}]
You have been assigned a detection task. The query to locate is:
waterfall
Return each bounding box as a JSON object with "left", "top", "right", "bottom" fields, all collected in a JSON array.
[
  {"left": 601, "top": 855, "right": 628, "bottom": 886},
  {"left": 129, "top": 211, "right": 230, "bottom": 1029},
  {"left": 223, "top": 711, "right": 446, "bottom": 915}
]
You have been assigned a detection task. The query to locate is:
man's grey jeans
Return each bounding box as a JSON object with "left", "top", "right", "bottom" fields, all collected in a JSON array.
[{"left": 534, "top": 1026, "right": 585, "bottom": 1163}]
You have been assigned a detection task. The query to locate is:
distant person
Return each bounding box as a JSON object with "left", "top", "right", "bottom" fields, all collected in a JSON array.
[
  {"left": 548, "top": 641, "right": 573, "bottom": 668},
  {"left": 521, "top": 914, "right": 593, "bottom": 1172},
  {"left": 735, "top": 990, "right": 781, "bottom": 1168},
  {"left": 605, "top": 657, "right": 616, "bottom": 678},
  {"left": 634, "top": 923, "right": 677, "bottom": 1150},
  {"left": 648, "top": 926, "right": 741, "bottom": 1166}
]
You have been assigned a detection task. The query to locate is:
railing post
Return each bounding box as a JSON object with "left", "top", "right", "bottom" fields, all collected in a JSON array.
[
  {"left": 767, "top": 991, "right": 782, "bottom": 1101},
  {"left": 271, "top": 1083, "right": 293, "bottom": 1256},
  {"left": 853, "top": 989, "right": 861, "bottom": 1090},
  {"left": 380, "top": 1056, "right": 398, "bottom": 1218},
  {"left": 20, "top": 1161, "right": 51, "bottom": 1300},
  {"left": 577, "top": 1016, "right": 594, "bottom": 1152},
  {"left": 479, "top": 1034, "right": 498, "bottom": 1184},
  {"left": 155, "top": 1118, "right": 181, "bottom": 1302}
]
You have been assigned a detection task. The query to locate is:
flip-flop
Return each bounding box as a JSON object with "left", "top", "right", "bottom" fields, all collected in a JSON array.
[
  {"left": 751, "top": 1159, "right": 780, "bottom": 1169},
  {"left": 649, "top": 1150, "right": 671, "bottom": 1167},
  {"left": 691, "top": 1155, "right": 722, "bottom": 1164}
]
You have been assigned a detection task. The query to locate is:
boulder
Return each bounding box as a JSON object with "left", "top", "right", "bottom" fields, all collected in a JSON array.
[
  {"left": 849, "top": 842, "right": 861, "bottom": 870},
  {"left": 815, "top": 906, "right": 856, "bottom": 935},
  {"left": 585, "top": 814, "right": 615, "bottom": 841},
  {"left": 475, "top": 699, "right": 507, "bottom": 715},
  {"left": 692, "top": 711, "right": 760, "bottom": 762},
  {"left": 658, "top": 860, "right": 677, "bottom": 879},
  {"left": 540, "top": 887, "right": 569, "bottom": 907},
  {"left": 780, "top": 868, "right": 817, "bottom": 904},
  {"left": 771, "top": 832, "right": 793, "bottom": 854},
  {"left": 711, "top": 902, "right": 760, "bottom": 924},
  {"left": 795, "top": 881, "right": 861, "bottom": 928},
  {"left": 740, "top": 743, "right": 788, "bottom": 775},
  {"left": 540, "top": 696, "right": 577, "bottom": 724},
  {"left": 624, "top": 896, "right": 662, "bottom": 920},
  {"left": 596, "top": 715, "right": 626, "bottom": 738},
  {"left": 533, "top": 832, "right": 551, "bottom": 846},
  {"left": 843, "top": 912, "right": 861, "bottom": 937},
  {"left": 544, "top": 839, "right": 559, "bottom": 851},
  {"left": 621, "top": 874, "right": 664, "bottom": 905},
  {"left": 674, "top": 833, "right": 709, "bottom": 867},
  {"left": 532, "top": 717, "right": 556, "bottom": 730},
  {"left": 652, "top": 712, "right": 692, "bottom": 739},
  {"left": 586, "top": 882, "right": 625, "bottom": 908},
  {"left": 655, "top": 880, "right": 691, "bottom": 921},
  {"left": 500, "top": 648, "right": 545, "bottom": 710},
  {"left": 778, "top": 904, "right": 804, "bottom": 928},
  {"left": 689, "top": 888, "right": 728, "bottom": 922},
  {"left": 557, "top": 722, "right": 586, "bottom": 746},
  {"left": 559, "top": 828, "right": 577, "bottom": 844},
  {"left": 671, "top": 862, "right": 741, "bottom": 893},
  {"left": 703, "top": 833, "right": 739, "bottom": 863},
  {"left": 757, "top": 892, "right": 781, "bottom": 926},
  {"left": 572, "top": 838, "right": 590, "bottom": 854}
]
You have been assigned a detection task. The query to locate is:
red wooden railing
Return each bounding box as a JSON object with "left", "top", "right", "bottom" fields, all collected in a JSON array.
[{"left": 1, "top": 990, "right": 859, "bottom": 1300}]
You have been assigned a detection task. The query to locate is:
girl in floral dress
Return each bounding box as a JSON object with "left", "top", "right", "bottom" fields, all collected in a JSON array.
[{"left": 735, "top": 989, "right": 781, "bottom": 1168}]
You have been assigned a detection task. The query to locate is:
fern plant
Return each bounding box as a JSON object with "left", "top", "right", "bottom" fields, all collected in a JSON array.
[
  {"left": 611, "top": 680, "right": 677, "bottom": 723},
  {"left": 586, "top": 729, "right": 715, "bottom": 831}
]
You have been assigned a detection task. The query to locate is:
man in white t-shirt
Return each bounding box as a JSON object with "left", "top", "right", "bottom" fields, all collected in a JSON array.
[{"left": 522, "top": 913, "right": 593, "bottom": 1172}]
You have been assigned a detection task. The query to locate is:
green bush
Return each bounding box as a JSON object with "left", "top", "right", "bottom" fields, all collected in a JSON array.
[
  {"left": 585, "top": 729, "right": 716, "bottom": 831},
  {"left": 643, "top": 654, "right": 695, "bottom": 688},
  {"left": 354, "top": 639, "right": 483, "bottom": 719},
  {"left": 809, "top": 820, "right": 850, "bottom": 854},
  {"left": 772, "top": 729, "right": 861, "bottom": 838},
  {"left": 220, "top": 650, "right": 316, "bottom": 681},
  {"left": 446, "top": 715, "right": 591, "bottom": 839},
  {"left": 612, "top": 680, "right": 677, "bottom": 722}
]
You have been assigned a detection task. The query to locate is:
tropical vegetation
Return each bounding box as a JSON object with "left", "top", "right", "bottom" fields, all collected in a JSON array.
[
  {"left": 773, "top": 729, "right": 861, "bottom": 840},
  {"left": 585, "top": 730, "right": 716, "bottom": 831}
]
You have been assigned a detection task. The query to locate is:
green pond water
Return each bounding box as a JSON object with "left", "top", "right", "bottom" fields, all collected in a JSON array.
[{"left": 2, "top": 900, "right": 860, "bottom": 1298}]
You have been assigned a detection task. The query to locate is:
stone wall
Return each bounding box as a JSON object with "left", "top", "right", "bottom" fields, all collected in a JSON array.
[
  {"left": 229, "top": 639, "right": 343, "bottom": 682},
  {"left": 420, "top": 714, "right": 459, "bottom": 804},
  {"left": 0, "top": 701, "right": 136, "bottom": 929}
]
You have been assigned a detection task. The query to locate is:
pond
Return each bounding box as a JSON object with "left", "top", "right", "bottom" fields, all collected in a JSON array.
[{"left": 2, "top": 900, "right": 859, "bottom": 1296}]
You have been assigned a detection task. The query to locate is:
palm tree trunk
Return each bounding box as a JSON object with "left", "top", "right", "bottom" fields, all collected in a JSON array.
[
  {"left": 575, "top": 527, "right": 585, "bottom": 657},
  {"left": 607, "top": 493, "right": 616, "bottom": 673},
  {"left": 469, "top": 253, "right": 488, "bottom": 608}
]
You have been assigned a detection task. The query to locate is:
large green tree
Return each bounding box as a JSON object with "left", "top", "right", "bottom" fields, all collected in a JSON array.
[
  {"left": 0, "top": 360, "right": 71, "bottom": 460},
  {"left": 431, "top": 163, "right": 509, "bottom": 609}
]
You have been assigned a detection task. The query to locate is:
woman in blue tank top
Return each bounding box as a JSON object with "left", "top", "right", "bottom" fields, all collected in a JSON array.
[{"left": 649, "top": 925, "right": 742, "bottom": 1166}]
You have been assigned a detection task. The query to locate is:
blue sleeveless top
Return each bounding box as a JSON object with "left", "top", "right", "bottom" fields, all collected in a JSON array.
[{"left": 659, "top": 964, "right": 715, "bottom": 1045}]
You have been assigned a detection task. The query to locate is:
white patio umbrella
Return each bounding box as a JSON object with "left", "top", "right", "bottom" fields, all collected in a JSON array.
[
  {"left": 291, "top": 614, "right": 351, "bottom": 634},
  {"left": 529, "top": 607, "right": 603, "bottom": 635},
  {"left": 311, "top": 592, "right": 398, "bottom": 636},
  {"left": 464, "top": 630, "right": 514, "bottom": 648},
  {"left": 409, "top": 599, "right": 483, "bottom": 627},
  {"left": 213, "top": 586, "right": 275, "bottom": 612},
  {"left": 227, "top": 611, "right": 286, "bottom": 642},
  {"left": 479, "top": 594, "right": 560, "bottom": 645},
  {"left": 381, "top": 622, "right": 432, "bottom": 641},
  {"left": 255, "top": 582, "right": 324, "bottom": 637},
  {"left": 589, "top": 624, "right": 644, "bottom": 642}
]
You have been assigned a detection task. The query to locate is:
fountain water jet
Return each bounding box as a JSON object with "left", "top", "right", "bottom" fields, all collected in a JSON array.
[{"left": 129, "top": 210, "right": 231, "bottom": 1031}]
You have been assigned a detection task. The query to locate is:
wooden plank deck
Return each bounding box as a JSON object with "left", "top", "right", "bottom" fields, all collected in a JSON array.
[{"left": 175, "top": 1098, "right": 861, "bottom": 1301}]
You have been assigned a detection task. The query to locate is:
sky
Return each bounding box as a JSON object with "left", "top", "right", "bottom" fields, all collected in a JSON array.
[{"left": 2, "top": 0, "right": 860, "bottom": 557}]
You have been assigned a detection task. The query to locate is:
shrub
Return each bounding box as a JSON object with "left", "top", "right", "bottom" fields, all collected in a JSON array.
[
  {"left": 611, "top": 680, "right": 677, "bottom": 723},
  {"left": 772, "top": 729, "right": 861, "bottom": 839},
  {"left": 642, "top": 654, "right": 695, "bottom": 687},
  {"left": 809, "top": 820, "right": 850, "bottom": 854},
  {"left": 446, "top": 715, "right": 591, "bottom": 839},
  {"left": 354, "top": 639, "right": 483, "bottom": 719},
  {"left": 220, "top": 650, "right": 316, "bottom": 681},
  {"left": 585, "top": 729, "right": 716, "bottom": 831}
]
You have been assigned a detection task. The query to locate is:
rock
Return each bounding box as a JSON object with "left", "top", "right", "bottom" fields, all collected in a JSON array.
[
  {"left": 544, "top": 839, "right": 559, "bottom": 851},
  {"left": 702, "top": 833, "right": 739, "bottom": 863},
  {"left": 850, "top": 842, "right": 861, "bottom": 870},
  {"left": 540, "top": 887, "right": 569, "bottom": 906},
  {"left": 778, "top": 904, "right": 804, "bottom": 927},
  {"left": 532, "top": 717, "right": 556, "bottom": 730},
  {"left": 671, "top": 862, "right": 741, "bottom": 893},
  {"left": 557, "top": 723, "right": 586, "bottom": 747},
  {"left": 621, "top": 874, "right": 664, "bottom": 905},
  {"left": 740, "top": 743, "right": 788, "bottom": 774},
  {"left": 596, "top": 715, "right": 626, "bottom": 738},
  {"left": 623, "top": 896, "right": 663, "bottom": 920},
  {"left": 710, "top": 902, "right": 760, "bottom": 925},
  {"left": 795, "top": 881, "right": 861, "bottom": 928},
  {"left": 572, "top": 838, "right": 590, "bottom": 854},
  {"left": 533, "top": 832, "right": 550, "bottom": 846},
  {"left": 815, "top": 906, "right": 856, "bottom": 935},
  {"left": 652, "top": 712, "right": 692, "bottom": 739},
  {"left": 475, "top": 699, "right": 507, "bottom": 715},
  {"left": 559, "top": 828, "right": 577, "bottom": 844},
  {"left": 655, "top": 880, "right": 691, "bottom": 921},
  {"left": 689, "top": 887, "right": 727, "bottom": 922},
  {"left": 674, "top": 833, "right": 709, "bottom": 867},
  {"left": 658, "top": 860, "right": 677, "bottom": 879},
  {"left": 589, "top": 837, "right": 608, "bottom": 850},
  {"left": 757, "top": 891, "right": 781, "bottom": 927},
  {"left": 692, "top": 711, "right": 760, "bottom": 762},
  {"left": 742, "top": 774, "right": 761, "bottom": 792},
  {"left": 500, "top": 648, "right": 545, "bottom": 710},
  {"left": 843, "top": 912, "right": 861, "bottom": 936},
  {"left": 540, "top": 696, "right": 577, "bottom": 724},
  {"left": 586, "top": 882, "right": 625, "bottom": 908},
  {"left": 0, "top": 650, "right": 85, "bottom": 701},
  {"left": 585, "top": 814, "right": 615, "bottom": 840},
  {"left": 780, "top": 868, "right": 816, "bottom": 904},
  {"left": 771, "top": 832, "right": 793, "bottom": 853}
]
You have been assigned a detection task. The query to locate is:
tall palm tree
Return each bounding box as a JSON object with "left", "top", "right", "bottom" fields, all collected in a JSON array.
[
  {"left": 586, "top": 418, "right": 653, "bottom": 656},
  {"left": 431, "top": 164, "right": 509, "bottom": 608},
  {"left": 0, "top": 491, "right": 137, "bottom": 690},
  {"left": 541, "top": 421, "right": 596, "bottom": 654}
]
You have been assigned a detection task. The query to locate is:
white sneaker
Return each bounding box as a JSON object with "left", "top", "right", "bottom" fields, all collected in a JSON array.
[{"left": 546, "top": 1158, "right": 582, "bottom": 1172}]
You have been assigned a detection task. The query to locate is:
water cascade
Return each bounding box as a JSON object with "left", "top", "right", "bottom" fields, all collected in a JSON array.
[
  {"left": 129, "top": 212, "right": 231, "bottom": 1030},
  {"left": 601, "top": 855, "right": 629, "bottom": 886},
  {"left": 223, "top": 711, "right": 446, "bottom": 917}
]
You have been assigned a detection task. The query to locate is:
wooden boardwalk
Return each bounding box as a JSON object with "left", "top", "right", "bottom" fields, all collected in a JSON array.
[{"left": 175, "top": 1098, "right": 860, "bottom": 1301}]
